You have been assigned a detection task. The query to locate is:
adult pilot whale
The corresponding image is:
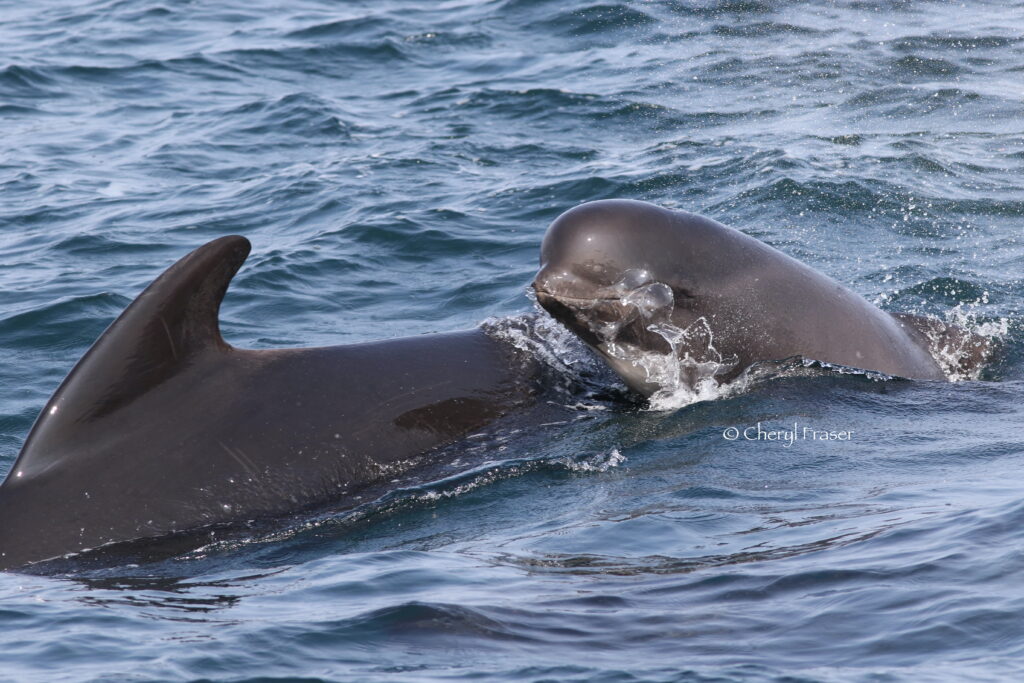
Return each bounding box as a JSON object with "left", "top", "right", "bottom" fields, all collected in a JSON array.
[
  {"left": 533, "top": 199, "right": 989, "bottom": 397},
  {"left": 0, "top": 236, "right": 538, "bottom": 570}
]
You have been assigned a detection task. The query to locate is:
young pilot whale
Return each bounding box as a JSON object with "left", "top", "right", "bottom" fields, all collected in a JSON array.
[
  {"left": 532, "top": 199, "right": 989, "bottom": 397},
  {"left": 0, "top": 236, "right": 539, "bottom": 570}
]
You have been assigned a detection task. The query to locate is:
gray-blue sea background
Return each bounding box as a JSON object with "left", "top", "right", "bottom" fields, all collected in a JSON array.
[{"left": 3, "top": 1, "right": 1024, "bottom": 681}]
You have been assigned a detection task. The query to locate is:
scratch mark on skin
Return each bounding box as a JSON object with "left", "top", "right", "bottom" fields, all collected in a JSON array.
[
  {"left": 160, "top": 316, "right": 178, "bottom": 361},
  {"left": 219, "top": 440, "right": 258, "bottom": 480}
]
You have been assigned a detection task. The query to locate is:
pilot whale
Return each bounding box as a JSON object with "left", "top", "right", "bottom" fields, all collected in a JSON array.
[
  {"left": 0, "top": 236, "right": 538, "bottom": 570},
  {"left": 533, "top": 200, "right": 989, "bottom": 396}
]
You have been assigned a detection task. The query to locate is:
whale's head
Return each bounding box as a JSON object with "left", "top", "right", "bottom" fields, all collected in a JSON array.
[{"left": 532, "top": 199, "right": 741, "bottom": 397}]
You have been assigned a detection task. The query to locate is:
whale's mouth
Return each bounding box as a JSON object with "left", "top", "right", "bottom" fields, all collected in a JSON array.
[
  {"left": 532, "top": 280, "right": 679, "bottom": 349},
  {"left": 533, "top": 281, "right": 679, "bottom": 370},
  {"left": 532, "top": 286, "right": 606, "bottom": 348},
  {"left": 532, "top": 285, "right": 620, "bottom": 305}
]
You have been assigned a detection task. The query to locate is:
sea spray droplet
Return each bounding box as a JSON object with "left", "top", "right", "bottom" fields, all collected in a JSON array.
[{"left": 561, "top": 448, "right": 626, "bottom": 473}]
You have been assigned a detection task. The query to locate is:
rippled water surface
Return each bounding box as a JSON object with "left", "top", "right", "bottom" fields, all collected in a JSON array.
[{"left": 3, "top": 1, "right": 1024, "bottom": 681}]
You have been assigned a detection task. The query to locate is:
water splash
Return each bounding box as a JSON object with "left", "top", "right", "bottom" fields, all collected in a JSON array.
[
  {"left": 922, "top": 306, "right": 1009, "bottom": 382},
  {"left": 481, "top": 311, "right": 622, "bottom": 401},
  {"left": 602, "top": 316, "right": 742, "bottom": 411},
  {"left": 559, "top": 448, "right": 626, "bottom": 473},
  {"left": 585, "top": 274, "right": 743, "bottom": 410}
]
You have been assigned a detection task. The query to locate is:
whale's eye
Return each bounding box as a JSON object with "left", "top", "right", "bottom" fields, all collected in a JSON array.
[
  {"left": 570, "top": 261, "right": 615, "bottom": 284},
  {"left": 674, "top": 286, "right": 696, "bottom": 300}
]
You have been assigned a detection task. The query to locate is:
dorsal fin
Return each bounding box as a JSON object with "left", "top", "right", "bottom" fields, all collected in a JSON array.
[{"left": 11, "top": 236, "right": 250, "bottom": 477}]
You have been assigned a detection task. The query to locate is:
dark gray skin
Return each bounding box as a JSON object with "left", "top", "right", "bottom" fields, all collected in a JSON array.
[
  {"left": 0, "top": 236, "right": 537, "bottom": 570},
  {"left": 533, "top": 200, "right": 987, "bottom": 396}
]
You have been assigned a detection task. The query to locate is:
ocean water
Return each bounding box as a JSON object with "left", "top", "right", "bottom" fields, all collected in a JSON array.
[{"left": 2, "top": 0, "right": 1024, "bottom": 680}]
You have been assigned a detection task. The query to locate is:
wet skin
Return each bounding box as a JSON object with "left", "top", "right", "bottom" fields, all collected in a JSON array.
[
  {"left": 0, "top": 237, "right": 539, "bottom": 570},
  {"left": 533, "top": 200, "right": 986, "bottom": 396}
]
